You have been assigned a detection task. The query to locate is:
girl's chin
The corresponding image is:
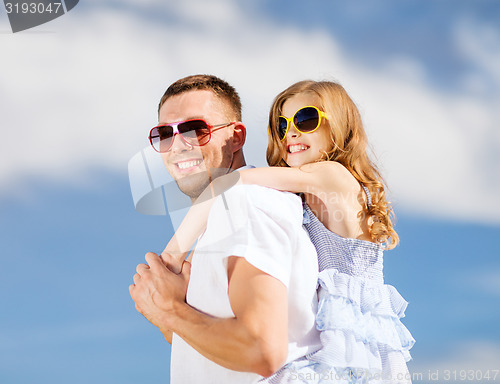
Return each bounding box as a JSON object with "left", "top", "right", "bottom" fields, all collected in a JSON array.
[{"left": 285, "top": 158, "right": 306, "bottom": 168}]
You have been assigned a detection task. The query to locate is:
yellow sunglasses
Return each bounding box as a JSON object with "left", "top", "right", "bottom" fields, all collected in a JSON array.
[{"left": 277, "top": 106, "right": 328, "bottom": 141}]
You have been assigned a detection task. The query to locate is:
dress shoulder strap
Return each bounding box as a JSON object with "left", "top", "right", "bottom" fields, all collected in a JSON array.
[{"left": 360, "top": 184, "right": 373, "bottom": 209}]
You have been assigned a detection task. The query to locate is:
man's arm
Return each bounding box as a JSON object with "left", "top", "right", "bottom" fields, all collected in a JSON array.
[
  {"left": 130, "top": 252, "right": 288, "bottom": 377},
  {"left": 159, "top": 250, "right": 195, "bottom": 344}
]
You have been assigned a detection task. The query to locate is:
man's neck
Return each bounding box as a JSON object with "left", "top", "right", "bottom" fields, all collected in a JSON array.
[{"left": 229, "top": 151, "right": 246, "bottom": 172}]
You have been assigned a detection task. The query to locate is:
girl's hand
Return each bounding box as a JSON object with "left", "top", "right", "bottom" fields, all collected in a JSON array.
[{"left": 160, "top": 251, "right": 184, "bottom": 274}]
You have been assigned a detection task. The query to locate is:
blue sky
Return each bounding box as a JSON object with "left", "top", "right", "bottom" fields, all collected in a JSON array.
[{"left": 1, "top": 1, "right": 499, "bottom": 383}]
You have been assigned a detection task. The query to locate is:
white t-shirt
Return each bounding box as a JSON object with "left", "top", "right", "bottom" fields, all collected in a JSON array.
[{"left": 170, "top": 185, "right": 321, "bottom": 384}]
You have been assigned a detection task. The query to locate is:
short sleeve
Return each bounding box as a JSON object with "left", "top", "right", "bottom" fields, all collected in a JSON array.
[{"left": 200, "top": 185, "right": 303, "bottom": 288}]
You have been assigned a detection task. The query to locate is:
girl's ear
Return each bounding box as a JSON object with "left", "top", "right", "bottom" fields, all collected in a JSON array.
[{"left": 232, "top": 122, "right": 246, "bottom": 152}]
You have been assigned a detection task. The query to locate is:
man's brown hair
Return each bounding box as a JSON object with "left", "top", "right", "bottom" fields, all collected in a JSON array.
[{"left": 158, "top": 74, "right": 242, "bottom": 121}]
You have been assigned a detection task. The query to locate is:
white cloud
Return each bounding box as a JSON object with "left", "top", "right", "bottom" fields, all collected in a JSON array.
[{"left": 0, "top": 0, "right": 498, "bottom": 224}]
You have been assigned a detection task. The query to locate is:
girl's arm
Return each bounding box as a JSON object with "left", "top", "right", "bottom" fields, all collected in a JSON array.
[
  {"left": 161, "top": 196, "right": 213, "bottom": 273},
  {"left": 238, "top": 162, "right": 338, "bottom": 194},
  {"left": 162, "top": 162, "right": 341, "bottom": 273},
  {"left": 161, "top": 171, "right": 242, "bottom": 273}
]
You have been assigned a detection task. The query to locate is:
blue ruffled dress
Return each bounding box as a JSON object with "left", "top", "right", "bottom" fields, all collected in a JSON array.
[{"left": 261, "top": 187, "right": 415, "bottom": 384}]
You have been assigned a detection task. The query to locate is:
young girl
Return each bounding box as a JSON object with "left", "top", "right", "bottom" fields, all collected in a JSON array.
[{"left": 164, "top": 80, "right": 414, "bottom": 383}]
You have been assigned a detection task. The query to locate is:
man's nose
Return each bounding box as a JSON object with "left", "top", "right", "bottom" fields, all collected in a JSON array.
[{"left": 169, "top": 133, "right": 193, "bottom": 153}]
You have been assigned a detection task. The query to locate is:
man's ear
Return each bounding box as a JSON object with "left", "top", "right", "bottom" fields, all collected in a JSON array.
[{"left": 232, "top": 122, "right": 246, "bottom": 153}]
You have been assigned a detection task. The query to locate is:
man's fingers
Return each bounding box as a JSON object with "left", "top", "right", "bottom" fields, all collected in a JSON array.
[
  {"left": 136, "top": 263, "right": 150, "bottom": 274},
  {"left": 133, "top": 273, "right": 141, "bottom": 284}
]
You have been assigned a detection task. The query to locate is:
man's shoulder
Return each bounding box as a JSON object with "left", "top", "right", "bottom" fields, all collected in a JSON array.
[
  {"left": 229, "top": 183, "right": 292, "bottom": 194},
  {"left": 219, "top": 185, "right": 303, "bottom": 223},
  {"left": 225, "top": 184, "right": 300, "bottom": 206}
]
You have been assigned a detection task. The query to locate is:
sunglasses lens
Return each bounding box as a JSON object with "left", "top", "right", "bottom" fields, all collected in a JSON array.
[
  {"left": 278, "top": 117, "right": 288, "bottom": 140},
  {"left": 178, "top": 120, "right": 211, "bottom": 146},
  {"left": 294, "top": 107, "right": 320, "bottom": 133},
  {"left": 150, "top": 126, "right": 173, "bottom": 153},
  {"left": 149, "top": 120, "right": 213, "bottom": 152}
]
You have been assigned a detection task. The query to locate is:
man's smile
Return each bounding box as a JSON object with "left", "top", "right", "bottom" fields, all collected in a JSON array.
[{"left": 174, "top": 158, "right": 203, "bottom": 172}]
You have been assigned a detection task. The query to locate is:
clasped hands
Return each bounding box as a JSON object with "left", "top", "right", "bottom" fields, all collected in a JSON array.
[{"left": 129, "top": 250, "right": 189, "bottom": 331}]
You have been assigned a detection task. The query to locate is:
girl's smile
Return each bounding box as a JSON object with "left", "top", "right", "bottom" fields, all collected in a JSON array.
[{"left": 287, "top": 143, "right": 310, "bottom": 154}]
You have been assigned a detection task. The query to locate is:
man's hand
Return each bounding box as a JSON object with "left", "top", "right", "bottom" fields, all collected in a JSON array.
[{"left": 129, "top": 252, "right": 191, "bottom": 332}]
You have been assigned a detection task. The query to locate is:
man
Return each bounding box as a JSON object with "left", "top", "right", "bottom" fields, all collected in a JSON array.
[{"left": 129, "top": 75, "right": 321, "bottom": 383}]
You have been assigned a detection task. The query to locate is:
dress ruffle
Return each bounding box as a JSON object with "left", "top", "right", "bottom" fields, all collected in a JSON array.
[
  {"left": 307, "top": 268, "right": 415, "bottom": 381},
  {"left": 260, "top": 270, "right": 415, "bottom": 384}
]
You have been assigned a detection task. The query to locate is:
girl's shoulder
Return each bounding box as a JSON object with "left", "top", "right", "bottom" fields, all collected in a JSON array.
[
  {"left": 299, "top": 160, "right": 346, "bottom": 176},
  {"left": 310, "top": 160, "right": 347, "bottom": 171},
  {"left": 304, "top": 161, "right": 358, "bottom": 190}
]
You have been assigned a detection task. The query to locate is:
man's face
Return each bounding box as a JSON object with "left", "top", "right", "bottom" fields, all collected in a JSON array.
[{"left": 159, "top": 90, "right": 236, "bottom": 199}]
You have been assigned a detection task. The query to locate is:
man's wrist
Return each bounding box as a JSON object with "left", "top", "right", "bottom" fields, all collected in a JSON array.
[{"left": 158, "top": 299, "right": 189, "bottom": 335}]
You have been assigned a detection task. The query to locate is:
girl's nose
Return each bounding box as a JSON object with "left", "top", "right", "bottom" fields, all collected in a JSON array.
[{"left": 287, "top": 123, "right": 300, "bottom": 139}]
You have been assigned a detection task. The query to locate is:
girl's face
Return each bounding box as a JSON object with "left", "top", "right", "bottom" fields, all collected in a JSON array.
[{"left": 280, "top": 93, "right": 331, "bottom": 168}]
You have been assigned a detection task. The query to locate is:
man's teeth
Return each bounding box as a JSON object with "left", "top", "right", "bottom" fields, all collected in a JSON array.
[
  {"left": 289, "top": 145, "right": 308, "bottom": 153},
  {"left": 177, "top": 160, "right": 202, "bottom": 169}
]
